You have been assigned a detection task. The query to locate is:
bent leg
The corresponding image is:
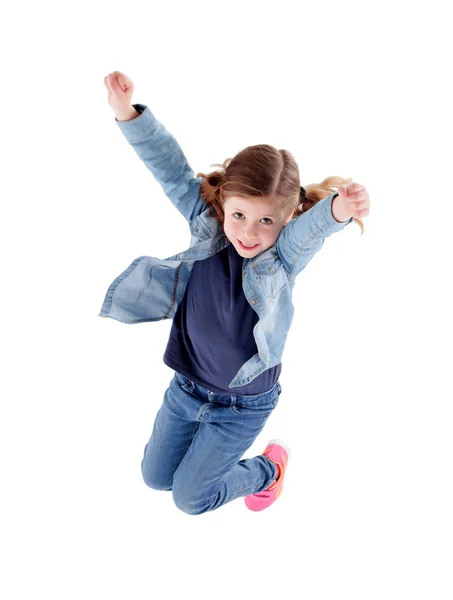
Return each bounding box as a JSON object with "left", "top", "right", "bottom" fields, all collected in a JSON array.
[{"left": 172, "top": 407, "right": 278, "bottom": 515}]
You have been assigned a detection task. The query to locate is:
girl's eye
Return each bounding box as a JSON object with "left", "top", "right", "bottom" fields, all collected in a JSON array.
[{"left": 232, "top": 212, "right": 272, "bottom": 225}]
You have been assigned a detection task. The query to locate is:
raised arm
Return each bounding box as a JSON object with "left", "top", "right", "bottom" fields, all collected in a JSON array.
[
  {"left": 276, "top": 193, "right": 353, "bottom": 276},
  {"left": 104, "top": 71, "right": 206, "bottom": 222},
  {"left": 114, "top": 104, "right": 206, "bottom": 223}
]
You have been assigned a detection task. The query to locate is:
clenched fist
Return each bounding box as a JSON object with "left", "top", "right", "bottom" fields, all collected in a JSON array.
[{"left": 103, "top": 71, "right": 138, "bottom": 121}]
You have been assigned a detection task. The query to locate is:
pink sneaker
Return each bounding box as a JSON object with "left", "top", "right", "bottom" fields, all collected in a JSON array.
[{"left": 244, "top": 439, "right": 290, "bottom": 512}]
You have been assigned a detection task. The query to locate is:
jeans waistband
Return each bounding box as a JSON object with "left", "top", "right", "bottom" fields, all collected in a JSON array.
[{"left": 193, "top": 379, "right": 280, "bottom": 407}]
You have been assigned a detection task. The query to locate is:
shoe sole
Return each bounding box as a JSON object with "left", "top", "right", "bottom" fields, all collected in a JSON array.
[{"left": 267, "top": 438, "right": 291, "bottom": 458}]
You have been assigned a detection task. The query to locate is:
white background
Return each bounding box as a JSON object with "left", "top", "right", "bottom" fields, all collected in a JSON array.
[{"left": 1, "top": 0, "right": 452, "bottom": 598}]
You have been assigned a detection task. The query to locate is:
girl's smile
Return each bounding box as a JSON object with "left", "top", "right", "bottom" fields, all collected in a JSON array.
[{"left": 238, "top": 239, "right": 260, "bottom": 250}]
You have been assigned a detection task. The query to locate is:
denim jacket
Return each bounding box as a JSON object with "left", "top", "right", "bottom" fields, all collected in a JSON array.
[{"left": 98, "top": 104, "right": 353, "bottom": 388}]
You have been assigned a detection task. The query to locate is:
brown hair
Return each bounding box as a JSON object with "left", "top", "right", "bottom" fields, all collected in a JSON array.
[{"left": 196, "top": 144, "right": 364, "bottom": 235}]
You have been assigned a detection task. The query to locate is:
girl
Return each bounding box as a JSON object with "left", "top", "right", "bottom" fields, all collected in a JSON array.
[{"left": 100, "top": 71, "right": 370, "bottom": 515}]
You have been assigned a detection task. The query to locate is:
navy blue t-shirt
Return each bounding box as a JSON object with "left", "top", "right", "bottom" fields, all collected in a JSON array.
[{"left": 163, "top": 243, "right": 281, "bottom": 395}]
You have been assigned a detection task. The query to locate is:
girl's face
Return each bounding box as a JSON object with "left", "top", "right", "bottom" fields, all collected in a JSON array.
[{"left": 222, "top": 196, "right": 295, "bottom": 257}]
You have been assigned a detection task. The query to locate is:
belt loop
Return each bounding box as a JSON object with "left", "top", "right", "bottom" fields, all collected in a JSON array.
[{"left": 229, "top": 394, "right": 237, "bottom": 407}]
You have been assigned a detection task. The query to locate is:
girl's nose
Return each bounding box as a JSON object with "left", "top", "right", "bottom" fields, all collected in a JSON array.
[{"left": 244, "top": 228, "right": 258, "bottom": 239}]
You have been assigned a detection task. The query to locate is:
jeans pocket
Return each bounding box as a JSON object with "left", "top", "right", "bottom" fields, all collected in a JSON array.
[
  {"left": 230, "top": 382, "right": 281, "bottom": 419},
  {"left": 230, "top": 404, "right": 274, "bottom": 419}
]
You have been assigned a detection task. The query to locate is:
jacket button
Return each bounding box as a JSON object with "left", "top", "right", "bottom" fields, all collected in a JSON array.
[
  {"left": 194, "top": 228, "right": 198, "bottom": 233},
  {"left": 252, "top": 299, "right": 257, "bottom": 304},
  {"left": 252, "top": 265, "right": 257, "bottom": 269},
  {"left": 179, "top": 253, "right": 184, "bottom": 258}
]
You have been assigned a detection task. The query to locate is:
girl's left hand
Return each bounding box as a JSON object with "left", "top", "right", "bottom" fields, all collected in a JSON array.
[{"left": 334, "top": 182, "right": 370, "bottom": 220}]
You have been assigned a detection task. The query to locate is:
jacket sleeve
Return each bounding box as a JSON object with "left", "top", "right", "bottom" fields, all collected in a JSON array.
[
  {"left": 276, "top": 193, "right": 353, "bottom": 276},
  {"left": 114, "top": 103, "right": 207, "bottom": 223}
]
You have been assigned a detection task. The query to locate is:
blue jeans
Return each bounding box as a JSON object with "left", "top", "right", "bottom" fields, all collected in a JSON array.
[{"left": 141, "top": 372, "right": 282, "bottom": 515}]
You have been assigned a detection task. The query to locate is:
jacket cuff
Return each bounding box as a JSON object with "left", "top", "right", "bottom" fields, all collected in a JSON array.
[{"left": 114, "top": 104, "right": 158, "bottom": 140}]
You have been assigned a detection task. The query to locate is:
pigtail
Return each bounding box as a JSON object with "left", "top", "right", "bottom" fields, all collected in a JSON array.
[{"left": 197, "top": 161, "right": 230, "bottom": 222}]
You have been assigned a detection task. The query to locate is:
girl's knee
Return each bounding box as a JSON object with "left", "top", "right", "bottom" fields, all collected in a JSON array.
[
  {"left": 172, "top": 478, "right": 216, "bottom": 515},
  {"left": 172, "top": 490, "right": 206, "bottom": 515},
  {"left": 141, "top": 460, "right": 173, "bottom": 491}
]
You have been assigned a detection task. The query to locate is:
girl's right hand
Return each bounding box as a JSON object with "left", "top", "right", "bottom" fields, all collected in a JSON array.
[{"left": 103, "top": 71, "right": 135, "bottom": 117}]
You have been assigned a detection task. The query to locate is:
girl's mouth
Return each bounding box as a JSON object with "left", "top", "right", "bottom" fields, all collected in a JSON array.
[{"left": 238, "top": 239, "right": 260, "bottom": 250}]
